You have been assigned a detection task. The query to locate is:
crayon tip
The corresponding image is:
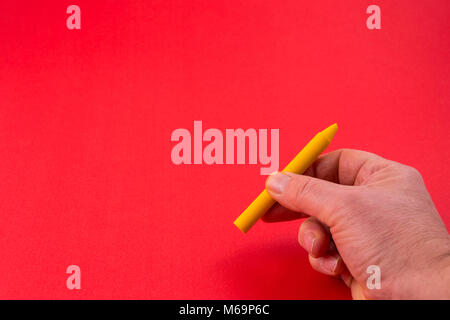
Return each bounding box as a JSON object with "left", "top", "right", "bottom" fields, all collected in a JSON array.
[{"left": 321, "top": 123, "right": 338, "bottom": 142}]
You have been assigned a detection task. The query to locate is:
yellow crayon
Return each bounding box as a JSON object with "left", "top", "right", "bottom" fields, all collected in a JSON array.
[{"left": 234, "top": 123, "right": 338, "bottom": 233}]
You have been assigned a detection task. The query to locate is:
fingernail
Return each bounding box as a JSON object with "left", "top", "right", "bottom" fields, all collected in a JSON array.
[
  {"left": 321, "top": 256, "right": 340, "bottom": 274},
  {"left": 303, "top": 232, "right": 316, "bottom": 255},
  {"left": 266, "top": 172, "right": 291, "bottom": 194}
]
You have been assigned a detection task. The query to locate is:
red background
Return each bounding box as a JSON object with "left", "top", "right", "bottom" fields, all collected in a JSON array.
[{"left": 0, "top": 1, "right": 449, "bottom": 299}]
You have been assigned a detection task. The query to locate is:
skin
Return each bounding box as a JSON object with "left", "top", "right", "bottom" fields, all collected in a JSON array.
[{"left": 264, "top": 149, "right": 450, "bottom": 299}]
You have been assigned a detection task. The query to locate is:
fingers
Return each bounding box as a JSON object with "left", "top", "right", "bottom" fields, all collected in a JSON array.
[
  {"left": 262, "top": 203, "right": 308, "bottom": 223},
  {"left": 308, "top": 252, "right": 344, "bottom": 276},
  {"left": 265, "top": 171, "right": 348, "bottom": 226},
  {"left": 298, "top": 217, "right": 330, "bottom": 258},
  {"left": 303, "top": 149, "right": 390, "bottom": 186},
  {"left": 308, "top": 250, "right": 365, "bottom": 300},
  {"left": 307, "top": 240, "right": 345, "bottom": 276},
  {"left": 299, "top": 218, "right": 352, "bottom": 286},
  {"left": 298, "top": 218, "right": 343, "bottom": 276}
]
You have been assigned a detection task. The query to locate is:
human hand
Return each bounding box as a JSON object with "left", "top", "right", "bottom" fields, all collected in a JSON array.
[{"left": 264, "top": 149, "right": 450, "bottom": 299}]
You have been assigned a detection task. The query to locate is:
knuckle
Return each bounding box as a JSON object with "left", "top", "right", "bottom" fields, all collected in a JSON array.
[
  {"left": 402, "top": 165, "right": 423, "bottom": 181},
  {"left": 292, "top": 176, "right": 314, "bottom": 209},
  {"left": 409, "top": 166, "right": 422, "bottom": 178},
  {"left": 339, "top": 148, "right": 353, "bottom": 156}
]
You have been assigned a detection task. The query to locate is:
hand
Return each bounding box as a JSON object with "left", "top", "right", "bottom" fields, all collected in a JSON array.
[{"left": 264, "top": 149, "right": 450, "bottom": 299}]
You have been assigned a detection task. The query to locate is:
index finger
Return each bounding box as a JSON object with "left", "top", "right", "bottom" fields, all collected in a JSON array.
[{"left": 303, "top": 148, "right": 391, "bottom": 186}]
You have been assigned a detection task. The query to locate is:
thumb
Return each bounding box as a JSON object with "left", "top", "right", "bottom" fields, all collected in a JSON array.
[{"left": 265, "top": 172, "right": 349, "bottom": 227}]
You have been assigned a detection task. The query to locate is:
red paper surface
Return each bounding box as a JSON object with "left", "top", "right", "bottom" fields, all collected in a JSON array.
[{"left": 0, "top": 1, "right": 449, "bottom": 299}]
